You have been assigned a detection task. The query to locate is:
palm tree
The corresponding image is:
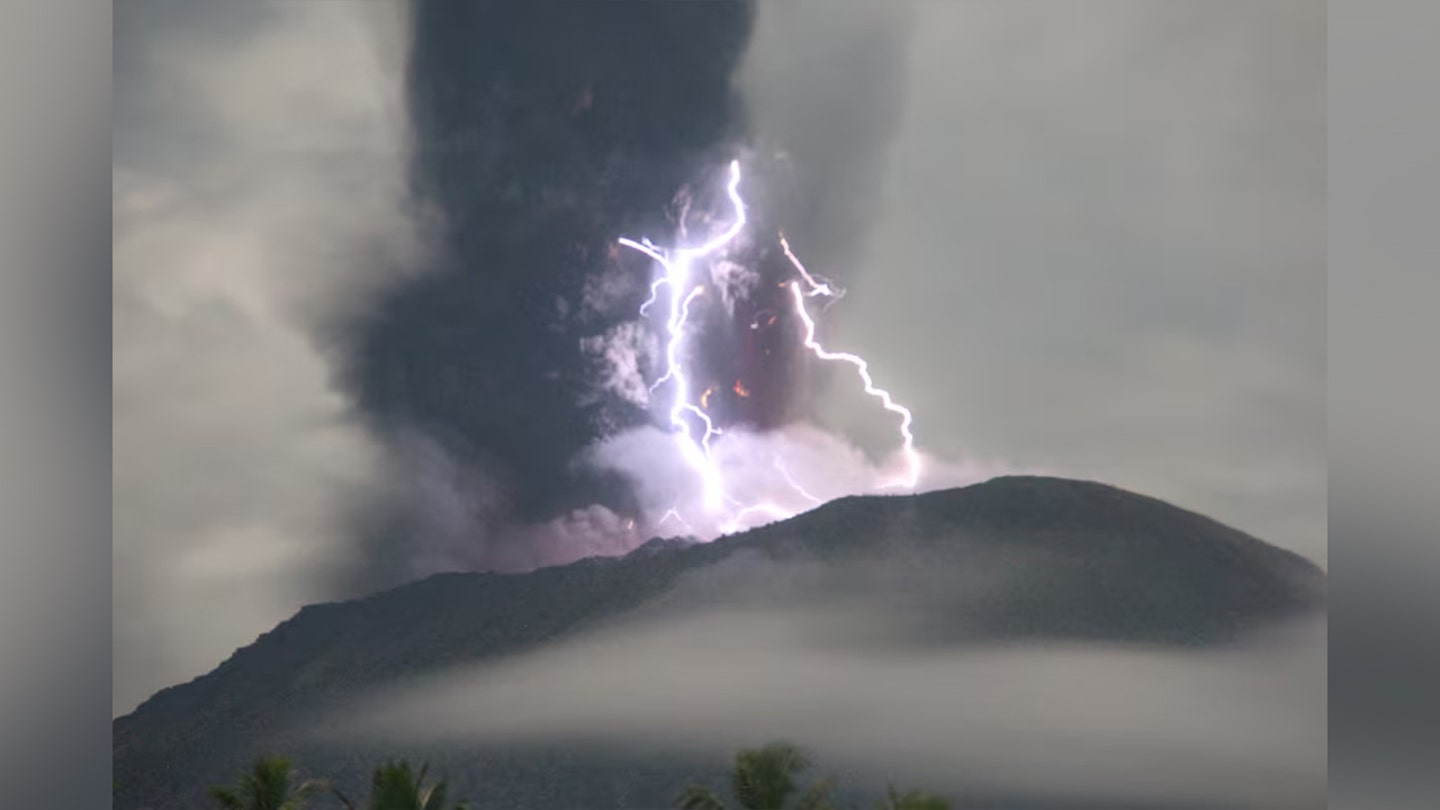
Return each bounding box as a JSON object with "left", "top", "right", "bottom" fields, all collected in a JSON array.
[
  {"left": 330, "top": 759, "right": 467, "bottom": 810},
  {"left": 208, "top": 755, "right": 326, "bottom": 810},
  {"left": 876, "top": 784, "right": 950, "bottom": 810},
  {"left": 676, "top": 742, "right": 837, "bottom": 810}
]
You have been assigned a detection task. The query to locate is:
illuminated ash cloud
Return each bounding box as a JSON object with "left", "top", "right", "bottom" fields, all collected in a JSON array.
[
  {"left": 580, "top": 321, "right": 657, "bottom": 410},
  {"left": 340, "top": 0, "right": 758, "bottom": 587},
  {"left": 341, "top": 0, "right": 1004, "bottom": 578},
  {"left": 611, "top": 160, "right": 938, "bottom": 537}
]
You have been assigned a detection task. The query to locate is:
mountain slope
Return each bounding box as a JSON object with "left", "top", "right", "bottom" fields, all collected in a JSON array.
[{"left": 113, "top": 476, "right": 1325, "bottom": 810}]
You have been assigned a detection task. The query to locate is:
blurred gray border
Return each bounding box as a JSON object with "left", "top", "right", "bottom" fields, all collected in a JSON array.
[
  {"left": 1329, "top": 1, "right": 1440, "bottom": 808},
  {"left": 0, "top": 0, "right": 111, "bottom": 805},
  {"left": 10, "top": 0, "right": 1440, "bottom": 806}
]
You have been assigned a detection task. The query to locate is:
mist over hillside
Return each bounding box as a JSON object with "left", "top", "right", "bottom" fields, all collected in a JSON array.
[{"left": 113, "top": 477, "right": 1325, "bottom": 810}]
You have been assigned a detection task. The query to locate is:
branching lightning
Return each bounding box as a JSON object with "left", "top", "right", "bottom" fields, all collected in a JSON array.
[
  {"left": 788, "top": 280, "right": 921, "bottom": 490},
  {"left": 778, "top": 234, "right": 920, "bottom": 489},
  {"left": 618, "top": 159, "right": 921, "bottom": 536},
  {"left": 780, "top": 234, "right": 840, "bottom": 299},
  {"left": 775, "top": 457, "right": 823, "bottom": 506},
  {"left": 621, "top": 161, "right": 746, "bottom": 516},
  {"left": 622, "top": 237, "right": 670, "bottom": 317},
  {"left": 657, "top": 507, "right": 696, "bottom": 535},
  {"left": 718, "top": 499, "right": 795, "bottom": 535}
]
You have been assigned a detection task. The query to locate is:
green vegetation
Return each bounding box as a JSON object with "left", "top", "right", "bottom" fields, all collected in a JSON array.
[
  {"left": 677, "top": 742, "right": 834, "bottom": 810},
  {"left": 208, "top": 756, "right": 463, "bottom": 810},
  {"left": 674, "top": 742, "right": 950, "bottom": 810},
  {"left": 207, "top": 743, "right": 947, "bottom": 810},
  {"left": 330, "top": 760, "right": 466, "bottom": 810},
  {"left": 207, "top": 756, "right": 326, "bottom": 810},
  {"left": 876, "top": 785, "right": 951, "bottom": 810}
]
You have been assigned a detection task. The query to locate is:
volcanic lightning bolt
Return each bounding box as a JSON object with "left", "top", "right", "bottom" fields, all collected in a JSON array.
[
  {"left": 618, "top": 159, "right": 921, "bottom": 535},
  {"left": 787, "top": 280, "right": 921, "bottom": 490},
  {"left": 620, "top": 160, "right": 747, "bottom": 514},
  {"left": 775, "top": 457, "right": 823, "bottom": 506},
  {"left": 781, "top": 238, "right": 922, "bottom": 490}
]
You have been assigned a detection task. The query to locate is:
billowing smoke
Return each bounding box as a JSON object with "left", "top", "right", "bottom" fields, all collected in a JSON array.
[
  {"left": 340, "top": 0, "right": 757, "bottom": 589},
  {"left": 113, "top": 0, "right": 988, "bottom": 712},
  {"left": 340, "top": 0, "right": 1000, "bottom": 584},
  {"left": 115, "top": 0, "right": 1325, "bottom": 721},
  {"left": 360, "top": 145, "right": 1009, "bottom": 574}
]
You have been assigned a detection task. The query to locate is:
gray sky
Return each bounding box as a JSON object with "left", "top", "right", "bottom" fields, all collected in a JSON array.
[
  {"left": 113, "top": 0, "right": 416, "bottom": 715},
  {"left": 745, "top": 0, "right": 1325, "bottom": 565},
  {"left": 113, "top": 0, "right": 1324, "bottom": 715}
]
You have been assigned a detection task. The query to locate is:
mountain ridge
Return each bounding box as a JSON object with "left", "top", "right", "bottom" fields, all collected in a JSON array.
[
  {"left": 125, "top": 476, "right": 1322, "bottom": 715},
  {"left": 114, "top": 475, "right": 1325, "bottom": 810}
]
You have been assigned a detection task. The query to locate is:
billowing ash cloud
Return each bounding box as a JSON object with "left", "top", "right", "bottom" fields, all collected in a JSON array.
[
  {"left": 116, "top": 0, "right": 1321, "bottom": 718},
  {"left": 343, "top": 0, "right": 757, "bottom": 528},
  {"left": 116, "top": 1, "right": 952, "bottom": 714},
  {"left": 736, "top": 0, "right": 915, "bottom": 289},
  {"left": 337, "top": 0, "right": 982, "bottom": 588},
  {"left": 580, "top": 321, "right": 657, "bottom": 411}
]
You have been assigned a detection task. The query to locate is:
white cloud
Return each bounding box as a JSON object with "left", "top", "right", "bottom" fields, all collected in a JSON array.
[{"left": 742, "top": 0, "right": 1326, "bottom": 563}]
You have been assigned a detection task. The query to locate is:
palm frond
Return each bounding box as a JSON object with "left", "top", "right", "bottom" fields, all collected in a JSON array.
[
  {"left": 879, "top": 785, "right": 950, "bottom": 810},
  {"left": 676, "top": 783, "right": 727, "bottom": 810},
  {"left": 795, "top": 777, "right": 837, "bottom": 810},
  {"left": 249, "top": 755, "right": 296, "bottom": 810},
  {"left": 209, "top": 755, "right": 315, "bottom": 810},
  {"left": 420, "top": 779, "right": 449, "bottom": 810},
  {"left": 329, "top": 785, "right": 359, "bottom": 810},
  {"left": 208, "top": 786, "right": 243, "bottom": 810},
  {"left": 732, "top": 742, "right": 809, "bottom": 810},
  {"left": 368, "top": 760, "right": 421, "bottom": 810},
  {"left": 281, "top": 778, "right": 328, "bottom": 810}
]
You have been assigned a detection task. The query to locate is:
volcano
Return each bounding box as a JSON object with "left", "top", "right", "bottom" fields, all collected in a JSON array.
[{"left": 112, "top": 476, "right": 1325, "bottom": 810}]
